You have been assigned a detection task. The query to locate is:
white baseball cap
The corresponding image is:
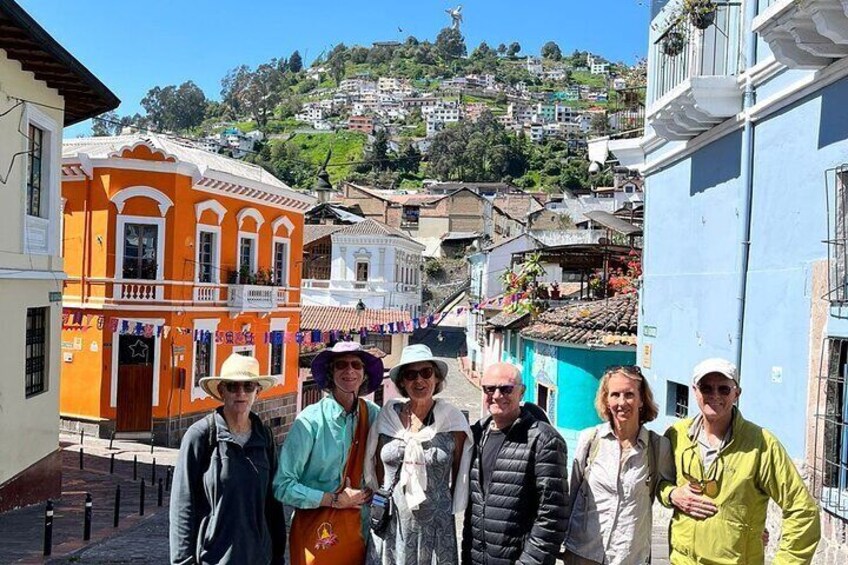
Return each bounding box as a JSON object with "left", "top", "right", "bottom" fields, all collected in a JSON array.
[{"left": 692, "top": 358, "right": 738, "bottom": 385}]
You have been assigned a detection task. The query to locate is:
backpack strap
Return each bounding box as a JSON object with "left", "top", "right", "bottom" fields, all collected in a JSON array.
[
  {"left": 582, "top": 426, "right": 601, "bottom": 479},
  {"left": 201, "top": 412, "right": 218, "bottom": 473}
]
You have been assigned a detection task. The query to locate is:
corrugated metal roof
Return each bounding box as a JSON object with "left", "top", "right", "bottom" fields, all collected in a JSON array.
[{"left": 583, "top": 211, "right": 642, "bottom": 236}]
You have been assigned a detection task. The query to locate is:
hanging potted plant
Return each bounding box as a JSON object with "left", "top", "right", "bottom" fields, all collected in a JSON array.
[
  {"left": 684, "top": 0, "right": 717, "bottom": 30},
  {"left": 662, "top": 27, "right": 687, "bottom": 57}
]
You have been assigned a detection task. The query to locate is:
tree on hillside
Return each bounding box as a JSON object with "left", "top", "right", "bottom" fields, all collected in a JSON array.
[
  {"left": 398, "top": 142, "right": 422, "bottom": 174},
  {"left": 428, "top": 111, "right": 528, "bottom": 181},
  {"left": 497, "top": 43, "right": 507, "bottom": 56},
  {"left": 91, "top": 110, "right": 121, "bottom": 136},
  {"left": 435, "top": 27, "right": 467, "bottom": 61},
  {"left": 541, "top": 41, "right": 562, "bottom": 61},
  {"left": 507, "top": 42, "right": 522, "bottom": 58},
  {"left": 369, "top": 128, "right": 392, "bottom": 171},
  {"left": 220, "top": 62, "right": 283, "bottom": 128},
  {"left": 140, "top": 81, "right": 207, "bottom": 131},
  {"left": 289, "top": 50, "right": 303, "bottom": 73}
]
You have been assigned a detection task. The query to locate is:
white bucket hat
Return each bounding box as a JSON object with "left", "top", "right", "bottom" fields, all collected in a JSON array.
[
  {"left": 199, "top": 353, "right": 278, "bottom": 401},
  {"left": 388, "top": 344, "right": 449, "bottom": 385}
]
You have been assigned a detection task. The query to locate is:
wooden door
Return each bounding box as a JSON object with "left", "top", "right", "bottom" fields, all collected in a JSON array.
[
  {"left": 115, "top": 335, "right": 155, "bottom": 432},
  {"left": 116, "top": 365, "right": 153, "bottom": 432}
]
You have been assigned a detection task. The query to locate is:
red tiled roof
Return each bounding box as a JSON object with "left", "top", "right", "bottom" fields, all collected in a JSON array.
[
  {"left": 521, "top": 294, "right": 638, "bottom": 346},
  {"left": 300, "top": 305, "right": 413, "bottom": 332},
  {"left": 334, "top": 219, "right": 419, "bottom": 244}
]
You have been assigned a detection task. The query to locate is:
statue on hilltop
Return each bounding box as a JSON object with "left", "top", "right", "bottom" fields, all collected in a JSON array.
[{"left": 445, "top": 5, "right": 463, "bottom": 30}]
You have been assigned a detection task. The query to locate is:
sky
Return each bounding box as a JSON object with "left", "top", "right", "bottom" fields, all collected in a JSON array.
[{"left": 16, "top": 0, "right": 650, "bottom": 135}]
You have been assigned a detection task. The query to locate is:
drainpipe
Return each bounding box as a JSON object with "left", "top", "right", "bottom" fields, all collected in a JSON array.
[{"left": 735, "top": 0, "right": 759, "bottom": 375}]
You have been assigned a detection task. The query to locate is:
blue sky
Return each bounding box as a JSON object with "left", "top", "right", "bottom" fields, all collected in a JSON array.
[{"left": 17, "top": 0, "right": 649, "bottom": 134}]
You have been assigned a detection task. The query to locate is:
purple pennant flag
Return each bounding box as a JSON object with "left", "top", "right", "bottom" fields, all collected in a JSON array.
[
  {"left": 295, "top": 332, "right": 304, "bottom": 344},
  {"left": 412, "top": 318, "right": 420, "bottom": 330},
  {"left": 360, "top": 327, "right": 368, "bottom": 339},
  {"left": 311, "top": 329, "right": 321, "bottom": 343}
]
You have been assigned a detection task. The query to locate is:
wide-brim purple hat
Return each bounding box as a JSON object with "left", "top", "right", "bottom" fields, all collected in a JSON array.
[{"left": 311, "top": 341, "right": 384, "bottom": 394}]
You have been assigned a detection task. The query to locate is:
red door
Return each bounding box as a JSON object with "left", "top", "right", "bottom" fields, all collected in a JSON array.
[{"left": 115, "top": 335, "right": 155, "bottom": 433}]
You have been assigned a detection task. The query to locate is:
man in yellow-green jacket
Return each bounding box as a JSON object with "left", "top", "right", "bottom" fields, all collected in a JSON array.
[{"left": 658, "top": 358, "right": 820, "bottom": 564}]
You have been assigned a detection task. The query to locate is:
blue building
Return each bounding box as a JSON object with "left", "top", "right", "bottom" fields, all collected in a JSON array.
[
  {"left": 516, "top": 294, "right": 638, "bottom": 455},
  {"left": 612, "top": 0, "right": 848, "bottom": 548}
]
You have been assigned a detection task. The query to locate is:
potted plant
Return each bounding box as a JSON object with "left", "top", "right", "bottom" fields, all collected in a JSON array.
[
  {"left": 662, "top": 27, "right": 687, "bottom": 56},
  {"left": 550, "top": 282, "right": 561, "bottom": 300},
  {"left": 685, "top": 0, "right": 717, "bottom": 30}
]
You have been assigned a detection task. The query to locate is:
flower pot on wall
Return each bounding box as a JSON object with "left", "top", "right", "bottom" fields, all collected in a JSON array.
[
  {"left": 687, "top": 0, "right": 716, "bottom": 30},
  {"left": 662, "top": 31, "right": 686, "bottom": 56}
]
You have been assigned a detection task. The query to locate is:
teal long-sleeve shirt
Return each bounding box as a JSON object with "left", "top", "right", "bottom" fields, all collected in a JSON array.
[{"left": 273, "top": 395, "right": 380, "bottom": 531}]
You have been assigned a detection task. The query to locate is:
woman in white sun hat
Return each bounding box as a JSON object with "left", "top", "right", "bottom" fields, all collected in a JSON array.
[
  {"left": 365, "top": 344, "right": 473, "bottom": 564},
  {"left": 170, "top": 353, "right": 286, "bottom": 565}
]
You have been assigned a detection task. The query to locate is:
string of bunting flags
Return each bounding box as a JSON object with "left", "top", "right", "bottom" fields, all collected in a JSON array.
[{"left": 60, "top": 297, "right": 506, "bottom": 346}]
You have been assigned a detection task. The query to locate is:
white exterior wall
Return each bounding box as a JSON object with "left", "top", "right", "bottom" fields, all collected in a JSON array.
[
  {"left": 0, "top": 50, "right": 66, "bottom": 486},
  {"left": 303, "top": 233, "right": 424, "bottom": 315}
]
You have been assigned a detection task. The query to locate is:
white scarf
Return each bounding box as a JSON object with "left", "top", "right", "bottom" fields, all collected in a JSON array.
[{"left": 364, "top": 398, "right": 473, "bottom": 514}]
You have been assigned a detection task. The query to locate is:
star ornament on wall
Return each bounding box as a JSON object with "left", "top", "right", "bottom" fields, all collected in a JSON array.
[{"left": 129, "top": 339, "right": 149, "bottom": 360}]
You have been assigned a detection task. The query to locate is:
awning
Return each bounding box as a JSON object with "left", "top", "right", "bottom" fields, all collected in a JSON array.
[{"left": 583, "top": 211, "right": 642, "bottom": 236}]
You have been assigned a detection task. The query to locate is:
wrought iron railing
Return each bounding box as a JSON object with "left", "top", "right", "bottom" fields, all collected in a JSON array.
[{"left": 650, "top": 1, "right": 744, "bottom": 104}]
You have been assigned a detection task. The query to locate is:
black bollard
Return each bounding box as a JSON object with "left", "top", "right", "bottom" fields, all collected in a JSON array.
[
  {"left": 165, "top": 467, "right": 172, "bottom": 491},
  {"left": 152, "top": 458, "right": 156, "bottom": 485},
  {"left": 113, "top": 485, "right": 121, "bottom": 528},
  {"left": 157, "top": 478, "right": 163, "bottom": 507},
  {"left": 133, "top": 454, "right": 137, "bottom": 481},
  {"left": 110, "top": 453, "right": 115, "bottom": 474},
  {"left": 43, "top": 499, "right": 54, "bottom": 556},
  {"left": 139, "top": 478, "right": 145, "bottom": 516},
  {"left": 83, "top": 493, "right": 92, "bottom": 541},
  {"left": 80, "top": 428, "right": 85, "bottom": 445},
  {"left": 150, "top": 435, "right": 154, "bottom": 454},
  {"left": 79, "top": 447, "right": 84, "bottom": 470}
]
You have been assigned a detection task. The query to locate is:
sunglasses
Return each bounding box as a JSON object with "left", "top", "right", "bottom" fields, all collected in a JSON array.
[
  {"left": 333, "top": 359, "right": 364, "bottom": 371},
  {"left": 695, "top": 383, "right": 736, "bottom": 396},
  {"left": 482, "top": 384, "right": 516, "bottom": 396},
  {"left": 402, "top": 366, "right": 435, "bottom": 381},
  {"left": 607, "top": 365, "right": 643, "bottom": 376},
  {"left": 223, "top": 382, "right": 258, "bottom": 393}
]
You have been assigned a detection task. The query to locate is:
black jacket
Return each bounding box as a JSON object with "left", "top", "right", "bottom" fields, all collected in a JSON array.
[
  {"left": 169, "top": 409, "right": 286, "bottom": 565},
  {"left": 461, "top": 404, "right": 569, "bottom": 565}
]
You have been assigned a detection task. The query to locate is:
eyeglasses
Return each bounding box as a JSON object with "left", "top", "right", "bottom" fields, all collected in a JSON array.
[
  {"left": 223, "top": 382, "right": 258, "bottom": 393},
  {"left": 334, "top": 359, "right": 364, "bottom": 371},
  {"left": 695, "top": 383, "right": 736, "bottom": 396},
  {"left": 482, "top": 384, "right": 516, "bottom": 396},
  {"left": 682, "top": 447, "right": 722, "bottom": 498},
  {"left": 402, "top": 366, "right": 434, "bottom": 381}
]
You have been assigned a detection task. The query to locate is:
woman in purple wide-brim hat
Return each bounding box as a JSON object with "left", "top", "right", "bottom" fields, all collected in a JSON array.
[{"left": 272, "top": 341, "right": 384, "bottom": 565}]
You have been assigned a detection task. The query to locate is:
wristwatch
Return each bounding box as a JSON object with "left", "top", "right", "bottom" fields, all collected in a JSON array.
[{"left": 331, "top": 492, "right": 340, "bottom": 508}]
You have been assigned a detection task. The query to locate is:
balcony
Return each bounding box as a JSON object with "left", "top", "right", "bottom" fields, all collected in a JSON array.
[
  {"left": 648, "top": 1, "right": 744, "bottom": 141},
  {"left": 753, "top": 0, "right": 848, "bottom": 69},
  {"left": 227, "top": 285, "right": 278, "bottom": 311},
  {"left": 302, "top": 279, "right": 420, "bottom": 294}
]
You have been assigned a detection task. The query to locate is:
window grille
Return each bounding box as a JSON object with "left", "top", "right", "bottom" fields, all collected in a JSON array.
[
  {"left": 271, "top": 341, "right": 284, "bottom": 375},
  {"left": 666, "top": 381, "right": 689, "bottom": 418},
  {"left": 825, "top": 165, "right": 848, "bottom": 303},
  {"left": 194, "top": 333, "right": 212, "bottom": 386},
  {"left": 25, "top": 307, "right": 47, "bottom": 397},
  {"left": 812, "top": 338, "right": 848, "bottom": 519}
]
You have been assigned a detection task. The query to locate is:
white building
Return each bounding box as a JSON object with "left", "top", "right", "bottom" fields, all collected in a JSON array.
[
  {"left": 526, "top": 56, "right": 543, "bottom": 76},
  {"left": 0, "top": 0, "right": 118, "bottom": 512},
  {"left": 302, "top": 220, "right": 425, "bottom": 315}
]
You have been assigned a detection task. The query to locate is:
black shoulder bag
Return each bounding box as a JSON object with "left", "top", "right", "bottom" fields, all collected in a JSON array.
[{"left": 370, "top": 464, "right": 403, "bottom": 536}]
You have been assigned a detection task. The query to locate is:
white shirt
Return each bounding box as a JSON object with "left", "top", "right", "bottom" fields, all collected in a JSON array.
[{"left": 564, "top": 423, "right": 674, "bottom": 565}]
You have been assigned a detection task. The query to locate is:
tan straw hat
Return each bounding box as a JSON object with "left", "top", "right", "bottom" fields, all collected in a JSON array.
[{"left": 199, "top": 353, "right": 277, "bottom": 401}]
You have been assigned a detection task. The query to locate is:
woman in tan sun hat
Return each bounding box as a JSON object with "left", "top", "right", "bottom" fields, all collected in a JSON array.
[{"left": 170, "top": 353, "right": 286, "bottom": 565}]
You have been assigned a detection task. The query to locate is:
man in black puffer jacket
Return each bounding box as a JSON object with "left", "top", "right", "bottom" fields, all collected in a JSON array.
[{"left": 461, "top": 363, "right": 569, "bottom": 565}]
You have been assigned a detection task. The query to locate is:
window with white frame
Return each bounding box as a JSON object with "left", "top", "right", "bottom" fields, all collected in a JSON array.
[
  {"left": 356, "top": 261, "right": 369, "bottom": 282},
  {"left": 273, "top": 238, "right": 290, "bottom": 286},
  {"left": 23, "top": 105, "right": 60, "bottom": 255},
  {"left": 269, "top": 318, "right": 288, "bottom": 379},
  {"left": 196, "top": 227, "right": 220, "bottom": 283},
  {"left": 25, "top": 307, "right": 48, "bottom": 397},
  {"left": 27, "top": 125, "right": 45, "bottom": 218},
  {"left": 122, "top": 223, "right": 159, "bottom": 280},
  {"left": 237, "top": 233, "right": 258, "bottom": 282},
  {"left": 192, "top": 318, "right": 218, "bottom": 399}
]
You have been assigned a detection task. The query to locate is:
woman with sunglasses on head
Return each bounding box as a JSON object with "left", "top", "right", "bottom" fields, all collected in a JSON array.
[
  {"left": 364, "top": 344, "right": 473, "bottom": 564},
  {"left": 273, "top": 341, "right": 383, "bottom": 565},
  {"left": 170, "top": 353, "right": 286, "bottom": 565},
  {"left": 562, "top": 365, "right": 674, "bottom": 565}
]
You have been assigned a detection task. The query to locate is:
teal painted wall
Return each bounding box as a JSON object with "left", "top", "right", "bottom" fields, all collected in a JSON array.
[{"left": 521, "top": 337, "right": 636, "bottom": 459}]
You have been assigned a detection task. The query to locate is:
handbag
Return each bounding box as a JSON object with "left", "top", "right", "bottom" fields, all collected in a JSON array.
[{"left": 370, "top": 463, "right": 402, "bottom": 536}]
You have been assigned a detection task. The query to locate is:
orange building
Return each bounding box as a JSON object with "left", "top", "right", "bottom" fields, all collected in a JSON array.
[{"left": 59, "top": 134, "right": 314, "bottom": 446}]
